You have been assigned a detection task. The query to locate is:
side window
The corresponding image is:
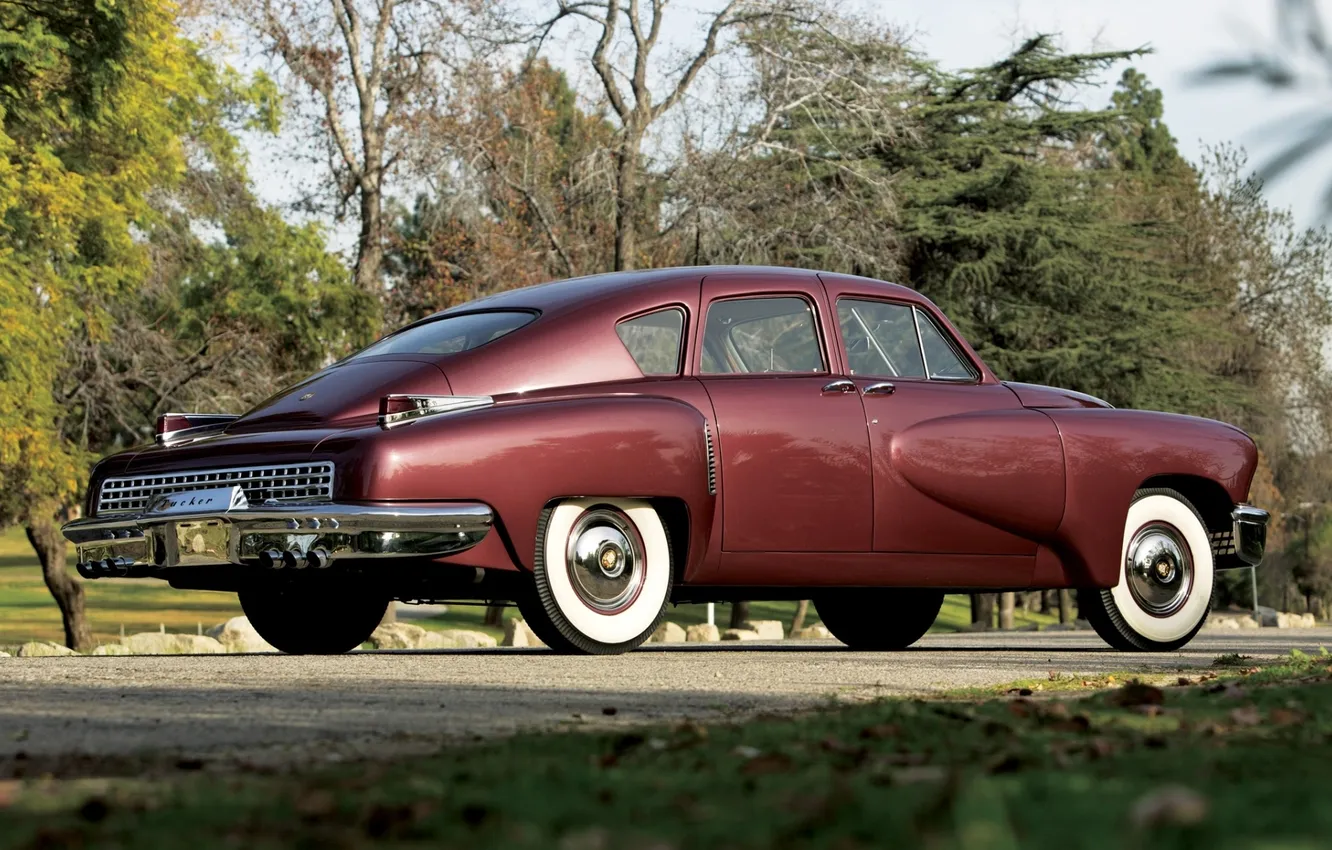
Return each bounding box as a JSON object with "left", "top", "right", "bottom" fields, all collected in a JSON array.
[
  {"left": 701, "top": 297, "right": 825, "bottom": 375},
  {"left": 616, "top": 308, "right": 685, "bottom": 376},
  {"left": 836, "top": 300, "right": 926, "bottom": 378},
  {"left": 835, "top": 298, "right": 977, "bottom": 381},
  {"left": 915, "top": 310, "right": 976, "bottom": 380}
]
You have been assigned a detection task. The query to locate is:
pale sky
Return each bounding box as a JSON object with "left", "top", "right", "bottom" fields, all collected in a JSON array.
[{"left": 244, "top": 0, "right": 1332, "bottom": 239}]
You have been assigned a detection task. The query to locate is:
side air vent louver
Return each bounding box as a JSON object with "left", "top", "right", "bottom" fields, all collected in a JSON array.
[{"left": 704, "top": 422, "right": 716, "bottom": 495}]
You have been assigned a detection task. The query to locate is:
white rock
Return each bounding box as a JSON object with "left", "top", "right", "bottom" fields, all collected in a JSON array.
[
  {"left": 206, "top": 617, "right": 277, "bottom": 654},
  {"left": 432, "top": 629, "right": 497, "bottom": 648},
  {"left": 793, "top": 623, "right": 833, "bottom": 639},
  {"left": 370, "top": 622, "right": 435, "bottom": 649},
  {"left": 17, "top": 641, "right": 76, "bottom": 657},
  {"left": 123, "top": 633, "right": 225, "bottom": 655},
  {"left": 502, "top": 618, "right": 545, "bottom": 647},
  {"left": 0, "top": 651, "right": 10, "bottom": 657},
  {"left": 1207, "top": 613, "right": 1258, "bottom": 630},
  {"left": 91, "top": 644, "right": 131, "bottom": 656},
  {"left": 1275, "top": 611, "right": 1319, "bottom": 629},
  {"left": 685, "top": 623, "right": 720, "bottom": 642},
  {"left": 739, "top": 620, "right": 785, "bottom": 640},
  {"left": 647, "top": 622, "right": 687, "bottom": 643},
  {"left": 721, "top": 628, "right": 762, "bottom": 641}
]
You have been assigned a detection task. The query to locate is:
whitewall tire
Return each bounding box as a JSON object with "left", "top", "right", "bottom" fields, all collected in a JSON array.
[
  {"left": 1081, "top": 488, "right": 1214, "bottom": 652},
  {"left": 527, "top": 498, "right": 672, "bottom": 655}
]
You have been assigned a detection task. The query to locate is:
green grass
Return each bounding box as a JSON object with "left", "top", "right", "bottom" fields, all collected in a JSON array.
[
  {"left": 2, "top": 650, "right": 1330, "bottom": 849},
  {"left": 0, "top": 527, "right": 242, "bottom": 646},
  {"left": 1, "top": 524, "right": 1059, "bottom": 646}
]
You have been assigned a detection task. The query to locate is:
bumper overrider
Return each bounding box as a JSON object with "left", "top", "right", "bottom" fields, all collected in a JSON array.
[
  {"left": 61, "top": 485, "right": 493, "bottom": 578},
  {"left": 1231, "top": 504, "right": 1269, "bottom": 568}
]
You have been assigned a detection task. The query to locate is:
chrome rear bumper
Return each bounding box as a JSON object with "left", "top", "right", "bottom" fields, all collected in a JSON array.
[{"left": 61, "top": 499, "right": 493, "bottom": 578}]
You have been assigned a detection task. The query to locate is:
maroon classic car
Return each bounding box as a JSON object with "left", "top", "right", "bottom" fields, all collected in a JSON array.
[{"left": 63, "top": 266, "right": 1268, "bottom": 655}]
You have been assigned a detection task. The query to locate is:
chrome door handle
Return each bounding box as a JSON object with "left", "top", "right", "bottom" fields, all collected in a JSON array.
[
  {"left": 822, "top": 379, "right": 856, "bottom": 394},
  {"left": 864, "top": 382, "right": 896, "bottom": 395}
]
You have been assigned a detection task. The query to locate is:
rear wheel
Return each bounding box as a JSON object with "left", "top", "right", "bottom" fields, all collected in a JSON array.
[
  {"left": 239, "top": 581, "right": 388, "bottom": 655},
  {"left": 814, "top": 589, "right": 944, "bottom": 650},
  {"left": 1079, "top": 487, "right": 1214, "bottom": 652},
  {"left": 524, "top": 498, "right": 672, "bottom": 655}
]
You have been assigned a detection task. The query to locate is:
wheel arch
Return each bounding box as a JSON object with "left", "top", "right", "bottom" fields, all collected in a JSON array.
[{"left": 1139, "top": 474, "right": 1234, "bottom": 534}]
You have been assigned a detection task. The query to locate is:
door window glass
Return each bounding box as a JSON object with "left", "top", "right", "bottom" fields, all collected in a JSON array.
[
  {"left": 916, "top": 310, "right": 976, "bottom": 380},
  {"left": 701, "top": 297, "right": 825, "bottom": 374},
  {"left": 616, "top": 308, "right": 685, "bottom": 376},
  {"left": 836, "top": 300, "right": 926, "bottom": 378}
]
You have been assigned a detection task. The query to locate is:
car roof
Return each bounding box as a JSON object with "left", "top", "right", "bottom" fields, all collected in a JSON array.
[{"left": 427, "top": 266, "right": 923, "bottom": 321}]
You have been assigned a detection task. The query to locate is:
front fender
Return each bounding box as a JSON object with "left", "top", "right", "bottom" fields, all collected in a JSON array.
[
  {"left": 315, "top": 395, "right": 715, "bottom": 575},
  {"left": 1045, "top": 409, "right": 1258, "bottom": 586}
]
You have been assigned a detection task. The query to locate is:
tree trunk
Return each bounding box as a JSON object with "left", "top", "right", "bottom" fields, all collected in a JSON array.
[
  {"left": 998, "top": 592, "right": 1016, "bottom": 630},
  {"left": 613, "top": 136, "right": 640, "bottom": 271},
  {"left": 1058, "top": 590, "right": 1073, "bottom": 624},
  {"left": 25, "top": 508, "right": 93, "bottom": 651},
  {"left": 790, "top": 599, "right": 810, "bottom": 633},
  {"left": 483, "top": 603, "right": 505, "bottom": 627},
  {"left": 354, "top": 181, "right": 384, "bottom": 294},
  {"left": 970, "top": 594, "right": 995, "bottom": 631},
  {"left": 729, "top": 601, "right": 750, "bottom": 629},
  {"left": 1040, "top": 590, "right": 1053, "bottom": 614}
]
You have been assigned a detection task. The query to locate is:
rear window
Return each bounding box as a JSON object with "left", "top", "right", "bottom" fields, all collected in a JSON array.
[{"left": 350, "top": 311, "right": 536, "bottom": 359}]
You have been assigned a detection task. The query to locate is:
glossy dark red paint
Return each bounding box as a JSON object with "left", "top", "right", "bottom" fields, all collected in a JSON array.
[{"left": 82, "top": 265, "right": 1263, "bottom": 595}]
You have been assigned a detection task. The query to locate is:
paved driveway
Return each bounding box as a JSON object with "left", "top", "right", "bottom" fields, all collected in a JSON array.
[{"left": 1, "top": 629, "right": 1328, "bottom": 772}]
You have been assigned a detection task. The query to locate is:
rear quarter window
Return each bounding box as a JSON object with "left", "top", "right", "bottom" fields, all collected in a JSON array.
[
  {"left": 616, "top": 308, "right": 685, "bottom": 376},
  {"left": 351, "top": 311, "right": 536, "bottom": 359}
]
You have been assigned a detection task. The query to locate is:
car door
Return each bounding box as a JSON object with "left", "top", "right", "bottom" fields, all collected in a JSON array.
[
  {"left": 695, "top": 271, "right": 873, "bottom": 553},
  {"left": 825, "top": 286, "right": 1038, "bottom": 556}
]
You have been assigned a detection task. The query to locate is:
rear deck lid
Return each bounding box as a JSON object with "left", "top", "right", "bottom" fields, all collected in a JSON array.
[{"left": 227, "top": 358, "right": 452, "bottom": 434}]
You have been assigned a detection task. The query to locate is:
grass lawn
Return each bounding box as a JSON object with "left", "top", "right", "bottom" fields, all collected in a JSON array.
[
  {"left": 0, "top": 527, "right": 241, "bottom": 647},
  {"left": 2, "top": 524, "right": 1060, "bottom": 646},
  {"left": 2, "top": 651, "right": 1330, "bottom": 848}
]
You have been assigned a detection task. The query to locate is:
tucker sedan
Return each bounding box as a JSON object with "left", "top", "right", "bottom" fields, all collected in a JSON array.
[{"left": 63, "top": 266, "right": 1269, "bottom": 654}]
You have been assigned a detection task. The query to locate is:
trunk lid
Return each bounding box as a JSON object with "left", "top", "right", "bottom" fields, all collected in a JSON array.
[{"left": 227, "top": 358, "right": 452, "bottom": 434}]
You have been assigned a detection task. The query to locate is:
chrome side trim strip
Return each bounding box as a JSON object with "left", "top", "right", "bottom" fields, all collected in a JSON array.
[{"left": 379, "top": 395, "right": 493, "bottom": 428}]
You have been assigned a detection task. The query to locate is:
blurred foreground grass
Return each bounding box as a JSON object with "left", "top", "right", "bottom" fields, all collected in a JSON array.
[
  {"left": 0, "top": 526, "right": 1058, "bottom": 645},
  {"left": 2, "top": 650, "right": 1329, "bottom": 848}
]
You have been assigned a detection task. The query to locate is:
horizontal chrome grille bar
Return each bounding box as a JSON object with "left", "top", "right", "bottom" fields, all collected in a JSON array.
[{"left": 96, "top": 462, "right": 334, "bottom": 516}]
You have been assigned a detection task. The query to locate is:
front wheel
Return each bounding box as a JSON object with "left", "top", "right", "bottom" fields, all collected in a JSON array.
[
  {"left": 239, "top": 581, "right": 389, "bottom": 655},
  {"left": 525, "top": 498, "right": 673, "bottom": 655},
  {"left": 1080, "top": 487, "right": 1215, "bottom": 652},
  {"left": 814, "top": 589, "right": 944, "bottom": 650}
]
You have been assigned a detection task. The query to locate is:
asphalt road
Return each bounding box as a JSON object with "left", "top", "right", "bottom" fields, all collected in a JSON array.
[{"left": 2, "top": 629, "right": 1329, "bottom": 773}]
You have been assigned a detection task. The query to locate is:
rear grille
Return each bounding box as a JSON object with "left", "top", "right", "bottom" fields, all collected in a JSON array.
[
  {"left": 1210, "top": 529, "right": 1236, "bottom": 558},
  {"left": 96, "top": 462, "right": 335, "bottom": 516}
]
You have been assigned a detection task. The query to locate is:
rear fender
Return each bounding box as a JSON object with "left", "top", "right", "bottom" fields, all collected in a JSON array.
[{"left": 317, "top": 396, "right": 715, "bottom": 576}]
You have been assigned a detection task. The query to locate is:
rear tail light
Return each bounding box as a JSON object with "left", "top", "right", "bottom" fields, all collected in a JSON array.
[
  {"left": 154, "top": 413, "right": 239, "bottom": 446},
  {"left": 378, "top": 395, "right": 493, "bottom": 428}
]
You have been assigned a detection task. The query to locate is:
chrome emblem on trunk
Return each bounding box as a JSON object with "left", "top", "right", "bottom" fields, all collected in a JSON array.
[{"left": 146, "top": 485, "right": 249, "bottom": 516}]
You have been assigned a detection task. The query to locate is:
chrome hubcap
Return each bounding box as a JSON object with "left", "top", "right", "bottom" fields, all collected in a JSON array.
[
  {"left": 1126, "top": 524, "right": 1193, "bottom": 617},
  {"left": 566, "top": 508, "right": 644, "bottom": 612}
]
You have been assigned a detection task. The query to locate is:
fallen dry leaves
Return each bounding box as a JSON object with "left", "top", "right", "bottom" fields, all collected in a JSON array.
[{"left": 1130, "top": 786, "right": 1209, "bottom": 829}]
